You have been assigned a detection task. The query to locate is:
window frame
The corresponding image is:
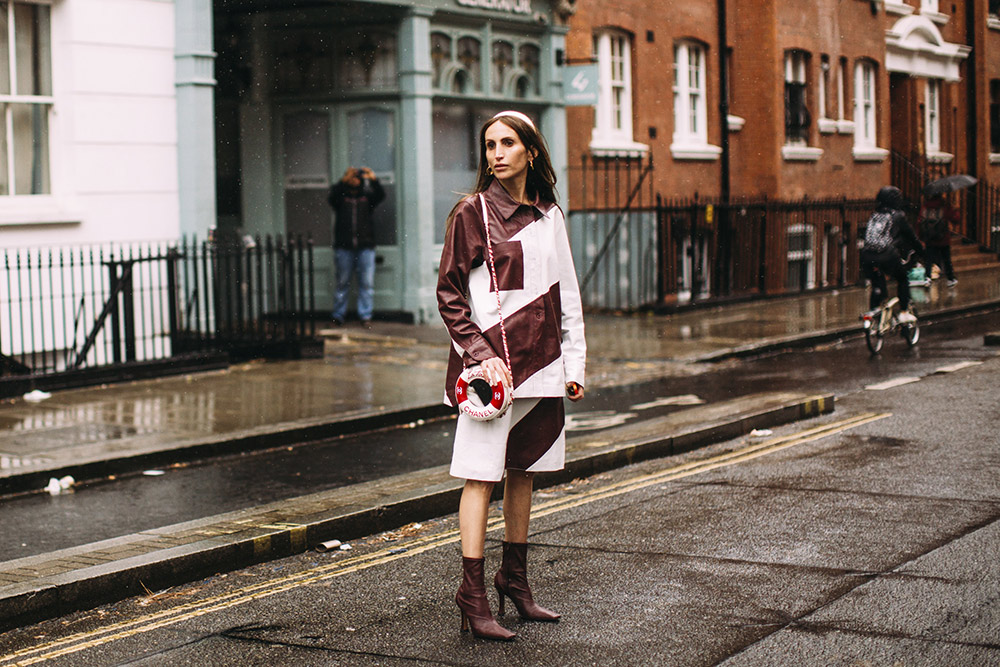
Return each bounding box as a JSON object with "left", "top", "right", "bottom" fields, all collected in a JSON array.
[
  {"left": 989, "top": 79, "right": 1000, "bottom": 159},
  {"left": 671, "top": 42, "right": 706, "bottom": 145},
  {"left": 0, "top": 0, "right": 54, "bottom": 198},
  {"left": 925, "top": 78, "right": 941, "bottom": 154},
  {"left": 783, "top": 50, "right": 810, "bottom": 147},
  {"left": 851, "top": 59, "right": 887, "bottom": 162},
  {"left": 590, "top": 28, "right": 647, "bottom": 156},
  {"left": 853, "top": 60, "right": 877, "bottom": 148}
]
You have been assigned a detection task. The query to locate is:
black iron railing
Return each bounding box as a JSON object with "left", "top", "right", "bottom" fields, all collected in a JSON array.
[{"left": 0, "top": 235, "right": 316, "bottom": 393}]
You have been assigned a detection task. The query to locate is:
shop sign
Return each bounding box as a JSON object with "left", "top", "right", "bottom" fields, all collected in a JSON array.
[
  {"left": 562, "top": 64, "right": 598, "bottom": 106},
  {"left": 456, "top": 0, "right": 532, "bottom": 15}
]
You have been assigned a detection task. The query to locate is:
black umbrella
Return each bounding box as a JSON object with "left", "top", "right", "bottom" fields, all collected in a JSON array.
[{"left": 923, "top": 174, "right": 978, "bottom": 197}]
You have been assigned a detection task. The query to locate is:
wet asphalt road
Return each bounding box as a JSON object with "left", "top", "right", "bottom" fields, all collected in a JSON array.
[
  {"left": 3, "top": 310, "right": 1000, "bottom": 563},
  {"left": 4, "top": 316, "right": 998, "bottom": 666}
]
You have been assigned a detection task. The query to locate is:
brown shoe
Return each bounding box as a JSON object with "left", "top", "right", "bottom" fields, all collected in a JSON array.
[
  {"left": 456, "top": 557, "right": 516, "bottom": 641},
  {"left": 494, "top": 541, "right": 560, "bottom": 622}
]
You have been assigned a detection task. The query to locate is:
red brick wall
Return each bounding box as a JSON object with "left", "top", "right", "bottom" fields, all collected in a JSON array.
[{"left": 564, "top": 1, "right": 998, "bottom": 204}]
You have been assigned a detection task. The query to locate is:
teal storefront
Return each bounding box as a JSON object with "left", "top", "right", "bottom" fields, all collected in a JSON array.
[{"left": 206, "top": 0, "right": 572, "bottom": 323}]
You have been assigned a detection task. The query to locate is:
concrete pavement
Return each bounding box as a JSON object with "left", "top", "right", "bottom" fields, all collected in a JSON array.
[
  {"left": 1, "top": 267, "right": 999, "bottom": 629},
  {"left": 3, "top": 269, "right": 1000, "bottom": 497}
]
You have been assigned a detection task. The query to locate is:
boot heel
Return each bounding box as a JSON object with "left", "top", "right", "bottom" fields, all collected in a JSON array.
[
  {"left": 460, "top": 611, "right": 469, "bottom": 632},
  {"left": 495, "top": 585, "right": 506, "bottom": 616}
]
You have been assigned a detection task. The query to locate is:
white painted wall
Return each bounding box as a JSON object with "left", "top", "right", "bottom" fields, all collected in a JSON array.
[{"left": 0, "top": 0, "right": 180, "bottom": 247}]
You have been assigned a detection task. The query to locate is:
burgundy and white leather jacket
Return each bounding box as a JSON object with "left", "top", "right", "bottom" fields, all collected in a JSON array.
[{"left": 437, "top": 179, "right": 586, "bottom": 407}]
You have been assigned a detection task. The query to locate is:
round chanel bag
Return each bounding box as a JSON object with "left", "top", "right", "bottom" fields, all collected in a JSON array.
[{"left": 455, "top": 365, "right": 512, "bottom": 421}]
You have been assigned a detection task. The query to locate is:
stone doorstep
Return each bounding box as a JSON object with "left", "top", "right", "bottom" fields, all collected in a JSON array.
[{"left": 0, "top": 391, "right": 834, "bottom": 631}]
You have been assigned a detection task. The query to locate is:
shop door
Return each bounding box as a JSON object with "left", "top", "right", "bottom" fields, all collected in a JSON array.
[{"left": 281, "top": 105, "right": 400, "bottom": 315}]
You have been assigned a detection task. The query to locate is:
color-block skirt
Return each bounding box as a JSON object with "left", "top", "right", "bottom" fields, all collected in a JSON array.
[{"left": 449, "top": 397, "right": 566, "bottom": 483}]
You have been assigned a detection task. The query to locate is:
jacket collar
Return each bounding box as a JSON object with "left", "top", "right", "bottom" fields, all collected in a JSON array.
[{"left": 485, "top": 178, "right": 550, "bottom": 221}]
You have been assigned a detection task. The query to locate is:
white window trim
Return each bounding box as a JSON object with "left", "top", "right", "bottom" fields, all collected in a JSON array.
[
  {"left": 927, "top": 151, "right": 953, "bottom": 164},
  {"left": 989, "top": 16, "right": 1000, "bottom": 31},
  {"left": 818, "top": 119, "right": 838, "bottom": 134},
  {"left": 921, "top": 0, "right": 939, "bottom": 12},
  {"left": 853, "top": 61, "right": 878, "bottom": 150},
  {"left": 727, "top": 115, "right": 745, "bottom": 132},
  {"left": 782, "top": 145, "right": 823, "bottom": 161},
  {"left": 671, "top": 144, "right": 722, "bottom": 161},
  {"left": 670, "top": 41, "right": 719, "bottom": 161},
  {"left": 923, "top": 11, "right": 949, "bottom": 25},
  {"left": 989, "top": 153, "right": 1000, "bottom": 164},
  {"left": 885, "top": 1, "right": 914, "bottom": 15},
  {"left": 853, "top": 147, "right": 889, "bottom": 162},
  {"left": 0, "top": 0, "right": 56, "bottom": 202},
  {"left": 817, "top": 57, "right": 831, "bottom": 130},
  {"left": 591, "top": 30, "right": 648, "bottom": 155}
]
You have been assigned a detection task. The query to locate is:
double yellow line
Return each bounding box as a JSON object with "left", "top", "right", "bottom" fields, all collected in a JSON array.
[{"left": 1, "top": 412, "right": 888, "bottom": 666}]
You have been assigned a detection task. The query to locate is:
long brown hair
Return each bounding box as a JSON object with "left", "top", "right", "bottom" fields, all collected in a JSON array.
[{"left": 446, "top": 113, "right": 557, "bottom": 232}]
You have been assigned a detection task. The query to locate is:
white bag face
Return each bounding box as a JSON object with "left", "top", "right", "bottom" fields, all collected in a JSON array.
[{"left": 455, "top": 365, "right": 511, "bottom": 421}]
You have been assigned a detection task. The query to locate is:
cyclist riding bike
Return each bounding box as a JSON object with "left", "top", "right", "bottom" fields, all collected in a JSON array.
[{"left": 860, "top": 186, "right": 924, "bottom": 324}]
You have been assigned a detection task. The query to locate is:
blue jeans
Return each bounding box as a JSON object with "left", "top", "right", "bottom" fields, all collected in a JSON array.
[{"left": 332, "top": 247, "right": 375, "bottom": 321}]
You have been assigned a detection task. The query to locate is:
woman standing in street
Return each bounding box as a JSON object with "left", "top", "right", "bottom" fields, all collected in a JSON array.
[{"left": 437, "top": 111, "right": 586, "bottom": 641}]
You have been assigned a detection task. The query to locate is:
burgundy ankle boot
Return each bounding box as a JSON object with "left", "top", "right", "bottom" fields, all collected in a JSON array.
[
  {"left": 456, "top": 556, "right": 516, "bottom": 641},
  {"left": 494, "top": 541, "right": 561, "bottom": 622}
]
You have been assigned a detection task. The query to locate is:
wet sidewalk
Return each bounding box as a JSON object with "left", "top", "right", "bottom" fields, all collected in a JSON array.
[{"left": 2, "top": 269, "right": 1000, "bottom": 497}]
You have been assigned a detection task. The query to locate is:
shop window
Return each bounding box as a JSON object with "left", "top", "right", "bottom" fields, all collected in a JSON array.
[
  {"left": 492, "top": 41, "right": 514, "bottom": 94},
  {"left": 347, "top": 108, "right": 396, "bottom": 245},
  {"left": 0, "top": 0, "right": 53, "bottom": 196},
  {"left": 431, "top": 33, "right": 482, "bottom": 94},
  {"left": 273, "top": 28, "right": 396, "bottom": 95},
  {"left": 592, "top": 29, "right": 646, "bottom": 155},
  {"left": 431, "top": 32, "right": 452, "bottom": 89},
  {"left": 432, "top": 104, "right": 505, "bottom": 243},
  {"left": 517, "top": 44, "right": 540, "bottom": 97},
  {"left": 338, "top": 31, "right": 397, "bottom": 90},
  {"left": 457, "top": 37, "right": 482, "bottom": 92},
  {"left": 784, "top": 50, "right": 810, "bottom": 146},
  {"left": 925, "top": 78, "right": 941, "bottom": 154}
]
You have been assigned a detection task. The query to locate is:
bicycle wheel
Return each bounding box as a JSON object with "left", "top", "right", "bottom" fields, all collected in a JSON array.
[
  {"left": 865, "top": 326, "right": 884, "bottom": 354},
  {"left": 902, "top": 322, "right": 920, "bottom": 347}
]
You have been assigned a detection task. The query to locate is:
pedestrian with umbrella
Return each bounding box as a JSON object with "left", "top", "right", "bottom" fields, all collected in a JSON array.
[{"left": 918, "top": 174, "right": 978, "bottom": 287}]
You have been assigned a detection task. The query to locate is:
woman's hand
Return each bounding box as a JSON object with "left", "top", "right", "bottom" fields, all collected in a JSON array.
[
  {"left": 566, "top": 382, "right": 584, "bottom": 402},
  {"left": 480, "top": 356, "right": 512, "bottom": 389}
]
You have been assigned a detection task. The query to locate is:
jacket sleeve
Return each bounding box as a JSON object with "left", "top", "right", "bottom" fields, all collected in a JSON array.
[
  {"left": 367, "top": 178, "right": 386, "bottom": 208},
  {"left": 436, "top": 199, "right": 498, "bottom": 366},
  {"left": 327, "top": 183, "right": 345, "bottom": 208},
  {"left": 553, "top": 207, "right": 586, "bottom": 386},
  {"left": 896, "top": 211, "right": 924, "bottom": 255}
]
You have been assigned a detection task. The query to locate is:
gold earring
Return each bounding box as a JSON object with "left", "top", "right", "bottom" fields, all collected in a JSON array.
[
  {"left": 529, "top": 158, "right": 534, "bottom": 170},
  {"left": 487, "top": 166, "right": 494, "bottom": 176}
]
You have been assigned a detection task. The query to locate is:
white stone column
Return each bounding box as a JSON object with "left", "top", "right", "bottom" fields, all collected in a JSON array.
[
  {"left": 175, "top": 0, "right": 217, "bottom": 238},
  {"left": 397, "top": 7, "right": 437, "bottom": 323}
]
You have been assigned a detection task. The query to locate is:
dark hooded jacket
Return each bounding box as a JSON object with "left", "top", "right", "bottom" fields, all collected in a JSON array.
[
  {"left": 861, "top": 186, "right": 923, "bottom": 263},
  {"left": 328, "top": 177, "right": 386, "bottom": 250}
]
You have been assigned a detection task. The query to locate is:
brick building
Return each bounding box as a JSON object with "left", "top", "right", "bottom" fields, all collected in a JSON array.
[{"left": 563, "top": 0, "right": 1000, "bottom": 304}]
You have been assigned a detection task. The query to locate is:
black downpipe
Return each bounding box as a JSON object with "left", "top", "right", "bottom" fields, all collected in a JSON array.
[{"left": 717, "top": 0, "right": 732, "bottom": 295}]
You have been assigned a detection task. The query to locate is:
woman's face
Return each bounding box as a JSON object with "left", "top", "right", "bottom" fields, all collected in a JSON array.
[{"left": 484, "top": 121, "right": 532, "bottom": 182}]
